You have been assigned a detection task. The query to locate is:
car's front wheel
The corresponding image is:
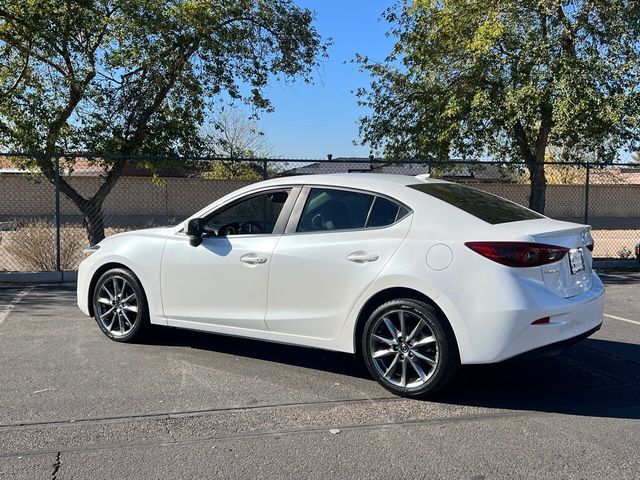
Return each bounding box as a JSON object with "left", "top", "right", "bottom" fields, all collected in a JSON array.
[
  {"left": 362, "top": 299, "right": 459, "bottom": 398},
  {"left": 93, "top": 268, "right": 149, "bottom": 342}
]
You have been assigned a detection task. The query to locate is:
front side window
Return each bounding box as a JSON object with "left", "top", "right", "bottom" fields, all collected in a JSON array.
[
  {"left": 204, "top": 190, "right": 290, "bottom": 236},
  {"left": 297, "top": 188, "right": 374, "bottom": 232}
]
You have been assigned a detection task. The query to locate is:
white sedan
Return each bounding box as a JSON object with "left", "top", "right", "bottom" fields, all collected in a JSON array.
[{"left": 77, "top": 174, "right": 604, "bottom": 398}]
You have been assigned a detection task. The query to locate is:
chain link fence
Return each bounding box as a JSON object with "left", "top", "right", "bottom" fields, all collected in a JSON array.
[{"left": 1, "top": 153, "right": 639, "bottom": 273}]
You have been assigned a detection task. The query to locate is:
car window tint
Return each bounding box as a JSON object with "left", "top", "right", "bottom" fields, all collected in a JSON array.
[
  {"left": 204, "top": 190, "right": 289, "bottom": 235},
  {"left": 297, "top": 188, "right": 374, "bottom": 232},
  {"left": 408, "top": 183, "right": 544, "bottom": 224},
  {"left": 396, "top": 206, "right": 411, "bottom": 221},
  {"left": 366, "top": 197, "right": 401, "bottom": 228}
]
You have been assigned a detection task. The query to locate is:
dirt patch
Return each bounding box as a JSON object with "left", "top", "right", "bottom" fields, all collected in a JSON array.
[{"left": 0, "top": 224, "right": 128, "bottom": 272}]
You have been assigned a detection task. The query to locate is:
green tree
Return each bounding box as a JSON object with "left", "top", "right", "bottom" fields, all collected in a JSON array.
[
  {"left": 0, "top": 0, "right": 326, "bottom": 243},
  {"left": 357, "top": 1, "right": 640, "bottom": 213}
]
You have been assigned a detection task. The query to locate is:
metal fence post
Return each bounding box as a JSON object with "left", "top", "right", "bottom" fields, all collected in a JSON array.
[
  {"left": 583, "top": 162, "right": 590, "bottom": 225},
  {"left": 54, "top": 156, "right": 61, "bottom": 272},
  {"left": 262, "top": 158, "right": 268, "bottom": 180}
]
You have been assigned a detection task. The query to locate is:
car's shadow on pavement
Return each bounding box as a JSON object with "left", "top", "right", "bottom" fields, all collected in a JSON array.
[
  {"left": 598, "top": 272, "right": 640, "bottom": 285},
  {"left": 146, "top": 325, "right": 367, "bottom": 377},
  {"left": 146, "top": 327, "right": 640, "bottom": 420},
  {"left": 435, "top": 339, "right": 640, "bottom": 420}
]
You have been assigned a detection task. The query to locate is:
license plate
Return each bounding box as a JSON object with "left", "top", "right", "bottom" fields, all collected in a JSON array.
[{"left": 569, "top": 248, "right": 585, "bottom": 274}]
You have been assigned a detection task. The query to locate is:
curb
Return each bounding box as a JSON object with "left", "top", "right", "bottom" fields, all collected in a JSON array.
[{"left": 0, "top": 271, "right": 77, "bottom": 284}]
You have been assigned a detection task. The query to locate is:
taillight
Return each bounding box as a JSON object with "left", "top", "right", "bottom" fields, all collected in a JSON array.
[{"left": 465, "top": 241, "right": 568, "bottom": 268}]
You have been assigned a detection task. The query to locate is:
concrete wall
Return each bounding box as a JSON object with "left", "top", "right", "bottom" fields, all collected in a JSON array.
[
  {"left": 475, "top": 184, "right": 640, "bottom": 229},
  {"left": 0, "top": 174, "right": 253, "bottom": 226},
  {"left": 1, "top": 173, "right": 639, "bottom": 229}
]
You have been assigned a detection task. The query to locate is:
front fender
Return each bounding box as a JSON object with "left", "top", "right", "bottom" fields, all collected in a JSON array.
[{"left": 77, "top": 231, "right": 168, "bottom": 325}]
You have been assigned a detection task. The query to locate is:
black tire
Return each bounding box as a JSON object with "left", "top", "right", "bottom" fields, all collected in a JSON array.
[
  {"left": 361, "top": 298, "right": 459, "bottom": 398},
  {"left": 92, "top": 267, "right": 149, "bottom": 342}
]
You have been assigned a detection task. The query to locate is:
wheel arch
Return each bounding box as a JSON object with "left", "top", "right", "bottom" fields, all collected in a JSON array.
[
  {"left": 353, "top": 287, "right": 460, "bottom": 360},
  {"left": 87, "top": 262, "right": 141, "bottom": 317}
]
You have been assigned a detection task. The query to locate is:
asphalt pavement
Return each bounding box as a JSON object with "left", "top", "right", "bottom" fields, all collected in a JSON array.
[{"left": 0, "top": 273, "right": 638, "bottom": 479}]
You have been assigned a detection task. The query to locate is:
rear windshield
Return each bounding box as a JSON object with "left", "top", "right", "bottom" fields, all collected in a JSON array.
[{"left": 408, "top": 183, "right": 544, "bottom": 224}]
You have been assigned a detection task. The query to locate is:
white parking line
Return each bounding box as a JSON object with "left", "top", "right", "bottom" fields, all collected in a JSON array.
[
  {"left": 599, "top": 273, "right": 639, "bottom": 280},
  {"left": 598, "top": 274, "right": 633, "bottom": 280},
  {"left": 0, "top": 286, "right": 34, "bottom": 326},
  {"left": 604, "top": 313, "right": 640, "bottom": 326}
]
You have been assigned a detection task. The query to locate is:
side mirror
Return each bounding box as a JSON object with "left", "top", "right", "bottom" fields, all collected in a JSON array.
[{"left": 186, "top": 218, "right": 204, "bottom": 247}]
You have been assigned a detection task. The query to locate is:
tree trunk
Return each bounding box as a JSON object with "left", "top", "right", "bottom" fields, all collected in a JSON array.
[
  {"left": 82, "top": 201, "right": 106, "bottom": 245},
  {"left": 527, "top": 161, "right": 546, "bottom": 213},
  {"left": 514, "top": 110, "right": 551, "bottom": 215},
  {"left": 39, "top": 157, "right": 127, "bottom": 245},
  {"left": 78, "top": 158, "right": 128, "bottom": 244}
]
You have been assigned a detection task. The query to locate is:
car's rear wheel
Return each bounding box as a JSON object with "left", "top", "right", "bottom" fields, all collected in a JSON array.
[
  {"left": 362, "top": 299, "right": 459, "bottom": 398},
  {"left": 93, "top": 268, "right": 149, "bottom": 342}
]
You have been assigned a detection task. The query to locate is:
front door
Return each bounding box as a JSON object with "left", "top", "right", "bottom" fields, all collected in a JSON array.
[{"left": 161, "top": 188, "right": 294, "bottom": 330}]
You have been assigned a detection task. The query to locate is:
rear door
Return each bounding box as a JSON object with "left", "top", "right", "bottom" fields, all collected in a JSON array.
[{"left": 265, "top": 186, "right": 412, "bottom": 339}]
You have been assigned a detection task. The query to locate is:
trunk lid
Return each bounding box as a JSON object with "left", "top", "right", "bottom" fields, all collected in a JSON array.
[{"left": 499, "top": 219, "right": 593, "bottom": 298}]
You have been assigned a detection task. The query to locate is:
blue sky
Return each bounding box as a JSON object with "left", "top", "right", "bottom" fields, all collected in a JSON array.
[{"left": 258, "top": 1, "right": 395, "bottom": 159}]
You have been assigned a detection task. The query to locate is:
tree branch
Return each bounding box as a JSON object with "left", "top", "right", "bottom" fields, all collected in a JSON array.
[
  {"left": 513, "top": 119, "right": 535, "bottom": 165},
  {"left": 123, "top": 41, "right": 201, "bottom": 152},
  {"left": 556, "top": 2, "right": 577, "bottom": 57},
  {"left": 0, "top": 7, "right": 66, "bottom": 58},
  {"left": 0, "top": 120, "right": 18, "bottom": 139},
  {"left": 540, "top": 7, "right": 548, "bottom": 40},
  {"left": 0, "top": 34, "right": 67, "bottom": 75},
  {"left": 91, "top": 158, "right": 127, "bottom": 205},
  {"left": 0, "top": 48, "right": 29, "bottom": 96},
  {"left": 534, "top": 102, "right": 553, "bottom": 162},
  {"left": 44, "top": 73, "right": 94, "bottom": 152}
]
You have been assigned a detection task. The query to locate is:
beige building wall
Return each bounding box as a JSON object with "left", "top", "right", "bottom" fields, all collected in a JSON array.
[
  {"left": 1, "top": 174, "right": 639, "bottom": 228},
  {"left": 0, "top": 175, "right": 252, "bottom": 220}
]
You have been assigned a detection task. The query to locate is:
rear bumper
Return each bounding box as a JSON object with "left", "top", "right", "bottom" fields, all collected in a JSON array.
[
  {"left": 440, "top": 269, "right": 605, "bottom": 364},
  {"left": 505, "top": 323, "right": 601, "bottom": 362}
]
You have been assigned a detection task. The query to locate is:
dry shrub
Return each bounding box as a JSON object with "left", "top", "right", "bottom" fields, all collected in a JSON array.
[{"left": 4, "top": 220, "right": 88, "bottom": 271}]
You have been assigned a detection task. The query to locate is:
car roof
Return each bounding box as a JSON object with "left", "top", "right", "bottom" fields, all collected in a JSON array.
[
  {"left": 256, "top": 173, "right": 449, "bottom": 190},
  {"left": 185, "top": 173, "right": 452, "bottom": 225}
]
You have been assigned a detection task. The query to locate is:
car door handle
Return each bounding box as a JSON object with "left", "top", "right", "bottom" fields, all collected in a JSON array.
[
  {"left": 346, "top": 251, "right": 379, "bottom": 264},
  {"left": 240, "top": 254, "right": 268, "bottom": 265}
]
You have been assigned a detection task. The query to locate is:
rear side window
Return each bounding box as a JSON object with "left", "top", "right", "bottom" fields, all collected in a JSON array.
[
  {"left": 297, "top": 188, "right": 410, "bottom": 232},
  {"left": 297, "top": 188, "right": 374, "bottom": 232},
  {"left": 367, "top": 197, "right": 402, "bottom": 228},
  {"left": 408, "top": 183, "right": 544, "bottom": 224}
]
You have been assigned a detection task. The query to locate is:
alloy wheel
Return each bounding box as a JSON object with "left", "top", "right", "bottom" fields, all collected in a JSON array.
[
  {"left": 96, "top": 275, "right": 139, "bottom": 338},
  {"left": 368, "top": 308, "right": 439, "bottom": 388}
]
